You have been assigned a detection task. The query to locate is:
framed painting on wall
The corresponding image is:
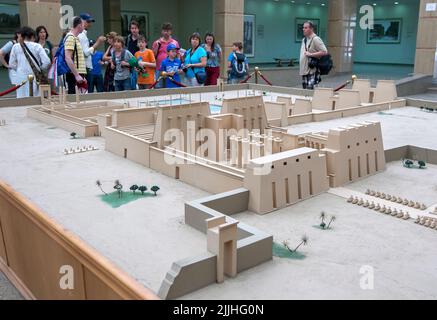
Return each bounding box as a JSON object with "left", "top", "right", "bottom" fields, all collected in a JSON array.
[
  {"left": 121, "top": 11, "right": 150, "bottom": 40},
  {"left": 367, "top": 19, "right": 402, "bottom": 44},
  {"left": 244, "top": 14, "right": 255, "bottom": 58},
  {"left": 295, "top": 18, "right": 320, "bottom": 42},
  {"left": 0, "top": 3, "right": 20, "bottom": 39}
]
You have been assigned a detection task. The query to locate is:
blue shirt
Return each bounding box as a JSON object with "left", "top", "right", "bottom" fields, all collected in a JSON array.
[
  {"left": 184, "top": 46, "right": 207, "bottom": 79},
  {"left": 201, "top": 44, "right": 222, "bottom": 68},
  {"left": 160, "top": 57, "right": 182, "bottom": 88},
  {"left": 91, "top": 51, "right": 104, "bottom": 76}
]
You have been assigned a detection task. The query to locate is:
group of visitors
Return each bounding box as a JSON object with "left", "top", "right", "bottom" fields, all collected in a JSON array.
[
  {"left": 0, "top": 15, "right": 329, "bottom": 98},
  {"left": 0, "top": 14, "right": 252, "bottom": 98}
]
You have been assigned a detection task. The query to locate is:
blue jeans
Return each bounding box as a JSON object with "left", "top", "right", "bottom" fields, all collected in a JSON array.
[
  {"left": 88, "top": 74, "right": 104, "bottom": 93},
  {"left": 115, "top": 78, "right": 131, "bottom": 91},
  {"left": 130, "top": 71, "right": 138, "bottom": 90},
  {"left": 154, "top": 70, "right": 163, "bottom": 88}
]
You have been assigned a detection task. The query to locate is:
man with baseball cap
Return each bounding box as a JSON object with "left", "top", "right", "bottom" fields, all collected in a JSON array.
[{"left": 78, "top": 13, "right": 106, "bottom": 91}]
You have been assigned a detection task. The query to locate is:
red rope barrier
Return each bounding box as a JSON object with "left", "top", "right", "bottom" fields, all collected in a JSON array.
[
  {"left": 240, "top": 73, "right": 253, "bottom": 84},
  {"left": 259, "top": 73, "right": 273, "bottom": 86},
  {"left": 0, "top": 80, "right": 27, "bottom": 97},
  {"left": 150, "top": 77, "right": 164, "bottom": 89},
  {"left": 168, "top": 77, "right": 186, "bottom": 88},
  {"left": 334, "top": 80, "right": 351, "bottom": 92}
]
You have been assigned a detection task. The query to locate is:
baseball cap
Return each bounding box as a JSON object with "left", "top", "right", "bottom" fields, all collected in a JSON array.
[
  {"left": 80, "top": 13, "right": 95, "bottom": 23},
  {"left": 167, "top": 43, "right": 180, "bottom": 52}
]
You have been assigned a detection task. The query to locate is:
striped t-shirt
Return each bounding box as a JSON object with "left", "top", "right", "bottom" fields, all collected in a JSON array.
[{"left": 64, "top": 32, "right": 86, "bottom": 75}]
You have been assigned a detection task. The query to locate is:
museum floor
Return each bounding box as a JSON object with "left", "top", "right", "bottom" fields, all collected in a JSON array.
[{"left": 0, "top": 63, "right": 418, "bottom": 99}]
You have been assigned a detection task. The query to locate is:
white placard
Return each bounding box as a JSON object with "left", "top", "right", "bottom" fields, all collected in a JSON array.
[{"left": 426, "top": 3, "right": 437, "bottom": 11}]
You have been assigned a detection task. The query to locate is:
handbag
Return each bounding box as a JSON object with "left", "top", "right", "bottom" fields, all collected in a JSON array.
[
  {"left": 21, "top": 42, "right": 49, "bottom": 85},
  {"left": 187, "top": 47, "right": 207, "bottom": 84},
  {"left": 194, "top": 70, "right": 207, "bottom": 84}
]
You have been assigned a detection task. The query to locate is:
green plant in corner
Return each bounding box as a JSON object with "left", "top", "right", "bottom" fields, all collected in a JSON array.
[
  {"left": 70, "top": 132, "right": 77, "bottom": 139},
  {"left": 418, "top": 160, "right": 426, "bottom": 169}
]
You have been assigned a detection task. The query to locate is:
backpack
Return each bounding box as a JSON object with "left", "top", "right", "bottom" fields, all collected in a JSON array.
[
  {"left": 304, "top": 36, "right": 333, "bottom": 76},
  {"left": 231, "top": 52, "right": 247, "bottom": 78},
  {"left": 317, "top": 54, "right": 333, "bottom": 75},
  {"left": 112, "top": 48, "right": 128, "bottom": 68},
  {"left": 51, "top": 34, "right": 78, "bottom": 77}
]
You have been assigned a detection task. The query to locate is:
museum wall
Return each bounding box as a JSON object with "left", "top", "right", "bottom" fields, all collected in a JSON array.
[
  {"left": 244, "top": 0, "right": 329, "bottom": 64},
  {"left": 354, "top": 0, "right": 419, "bottom": 65}
]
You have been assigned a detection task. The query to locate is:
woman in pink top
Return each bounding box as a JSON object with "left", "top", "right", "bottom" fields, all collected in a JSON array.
[{"left": 152, "top": 22, "right": 179, "bottom": 88}]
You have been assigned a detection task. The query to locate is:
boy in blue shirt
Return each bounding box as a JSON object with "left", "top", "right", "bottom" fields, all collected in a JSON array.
[
  {"left": 227, "top": 42, "right": 249, "bottom": 84},
  {"left": 159, "top": 43, "right": 183, "bottom": 88},
  {"left": 89, "top": 49, "right": 105, "bottom": 93}
]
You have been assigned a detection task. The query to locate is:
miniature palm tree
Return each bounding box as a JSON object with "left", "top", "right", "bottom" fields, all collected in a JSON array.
[
  {"left": 418, "top": 160, "right": 426, "bottom": 169},
  {"left": 327, "top": 215, "right": 336, "bottom": 229},
  {"left": 96, "top": 180, "right": 107, "bottom": 195},
  {"left": 113, "top": 180, "right": 123, "bottom": 198},
  {"left": 130, "top": 185, "right": 139, "bottom": 194},
  {"left": 138, "top": 186, "right": 147, "bottom": 195},
  {"left": 282, "top": 240, "right": 292, "bottom": 252},
  {"left": 292, "top": 235, "right": 309, "bottom": 252},
  {"left": 320, "top": 211, "right": 326, "bottom": 229},
  {"left": 70, "top": 132, "right": 77, "bottom": 139},
  {"left": 151, "top": 186, "right": 160, "bottom": 196}
]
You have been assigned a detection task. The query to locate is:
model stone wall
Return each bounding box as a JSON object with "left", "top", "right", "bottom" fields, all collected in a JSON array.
[
  {"left": 244, "top": 148, "right": 330, "bottom": 214},
  {"left": 153, "top": 102, "right": 211, "bottom": 151},
  {"left": 221, "top": 96, "right": 268, "bottom": 133},
  {"left": 325, "top": 121, "right": 386, "bottom": 187}
]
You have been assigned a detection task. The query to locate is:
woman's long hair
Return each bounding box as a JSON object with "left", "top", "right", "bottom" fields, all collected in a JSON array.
[{"left": 204, "top": 32, "right": 216, "bottom": 52}]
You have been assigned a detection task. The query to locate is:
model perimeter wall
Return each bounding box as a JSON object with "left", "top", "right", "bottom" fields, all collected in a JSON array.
[
  {"left": 0, "top": 181, "right": 157, "bottom": 300},
  {"left": 159, "top": 188, "right": 272, "bottom": 300}
]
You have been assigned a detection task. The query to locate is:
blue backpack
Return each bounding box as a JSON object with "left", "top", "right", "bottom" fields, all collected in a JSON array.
[{"left": 52, "top": 35, "right": 78, "bottom": 76}]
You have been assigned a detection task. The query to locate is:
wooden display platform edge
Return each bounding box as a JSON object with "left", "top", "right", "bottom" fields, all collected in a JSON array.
[{"left": 0, "top": 180, "right": 158, "bottom": 300}]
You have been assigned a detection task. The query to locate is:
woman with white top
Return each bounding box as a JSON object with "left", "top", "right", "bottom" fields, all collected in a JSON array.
[
  {"left": 0, "top": 29, "right": 22, "bottom": 86},
  {"left": 9, "top": 26, "right": 51, "bottom": 98}
]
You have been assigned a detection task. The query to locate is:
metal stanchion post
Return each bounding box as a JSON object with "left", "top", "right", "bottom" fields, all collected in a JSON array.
[
  {"left": 28, "top": 74, "right": 34, "bottom": 97},
  {"left": 254, "top": 67, "right": 259, "bottom": 84}
]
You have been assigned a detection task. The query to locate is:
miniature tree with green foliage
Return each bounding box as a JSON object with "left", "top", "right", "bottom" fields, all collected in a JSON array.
[
  {"left": 114, "top": 180, "right": 123, "bottom": 198},
  {"left": 418, "top": 160, "right": 426, "bottom": 169},
  {"left": 151, "top": 186, "right": 160, "bottom": 196},
  {"left": 320, "top": 211, "right": 326, "bottom": 229},
  {"left": 70, "top": 132, "right": 77, "bottom": 139},
  {"left": 130, "top": 185, "right": 139, "bottom": 194},
  {"left": 327, "top": 215, "right": 336, "bottom": 229},
  {"left": 138, "top": 186, "right": 147, "bottom": 195},
  {"left": 96, "top": 180, "right": 107, "bottom": 195},
  {"left": 403, "top": 159, "right": 414, "bottom": 168}
]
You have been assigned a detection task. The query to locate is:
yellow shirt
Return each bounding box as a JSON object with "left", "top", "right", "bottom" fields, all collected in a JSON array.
[{"left": 64, "top": 32, "right": 86, "bottom": 75}]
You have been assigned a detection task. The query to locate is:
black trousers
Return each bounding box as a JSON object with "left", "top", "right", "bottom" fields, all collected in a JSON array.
[{"left": 66, "top": 72, "right": 87, "bottom": 94}]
